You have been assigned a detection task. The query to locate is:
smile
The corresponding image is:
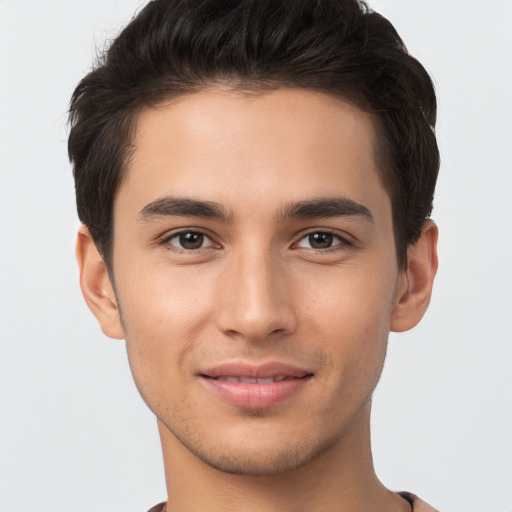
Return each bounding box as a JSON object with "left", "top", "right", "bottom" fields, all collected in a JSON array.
[
  {"left": 199, "top": 362, "right": 313, "bottom": 408},
  {"left": 209, "top": 375, "right": 292, "bottom": 383}
]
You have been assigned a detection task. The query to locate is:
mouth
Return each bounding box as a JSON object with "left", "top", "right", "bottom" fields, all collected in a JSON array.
[
  {"left": 198, "top": 362, "right": 313, "bottom": 408},
  {"left": 206, "top": 375, "right": 303, "bottom": 383}
]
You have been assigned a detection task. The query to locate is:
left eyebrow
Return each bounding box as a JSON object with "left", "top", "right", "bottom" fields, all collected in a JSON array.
[{"left": 276, "top": 197, "right": 374, "bottom": 223}]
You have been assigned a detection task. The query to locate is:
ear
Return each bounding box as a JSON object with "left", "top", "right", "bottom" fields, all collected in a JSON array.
[
  {"left": 76, "top": 226, "right": 125, "bottom": 340},
  {"left": 390, "top": 220, "right": 439, "bottom": 332}
]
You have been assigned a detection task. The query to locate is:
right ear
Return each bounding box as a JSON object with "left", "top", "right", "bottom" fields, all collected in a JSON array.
[{"left": 76, "top": 226, "right": 125, "bottom": 340}]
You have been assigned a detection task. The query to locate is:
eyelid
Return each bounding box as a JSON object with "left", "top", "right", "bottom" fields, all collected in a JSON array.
[
  {"left": 292, "top": 229, "right": 354, "bottom": 250},
  {"left": 156, "top": 227, "right": 354, "bottom": 252},
  {"left": 159, "top": 228, "right": 220, "bottom": 251}
]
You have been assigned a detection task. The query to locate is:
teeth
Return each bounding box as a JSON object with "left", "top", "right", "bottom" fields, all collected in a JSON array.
[
  {"left": 214, "top": 375, "right": 290, "bottom": 383},
  {"left": 240, "top": 377, "right": 258, "bottom": 383}
]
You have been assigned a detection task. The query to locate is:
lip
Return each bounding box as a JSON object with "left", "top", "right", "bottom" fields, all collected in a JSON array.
[{"left": 198, "top": 361, "right": 313, "bottom": 409}]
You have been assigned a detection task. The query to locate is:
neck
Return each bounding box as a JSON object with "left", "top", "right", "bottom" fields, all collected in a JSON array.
[{"left": 157, "top": 403, "right": 409, "bottom": 512}]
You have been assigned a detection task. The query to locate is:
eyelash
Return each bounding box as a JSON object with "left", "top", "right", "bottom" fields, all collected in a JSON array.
[
  {"left": 160, "top": 229, "right": 218, "bottom": 252},
  {"left": 293, "top": 230, "right": 353, "bottom": 251},
  {"left": 159, "top": 229, "right": 353, "bottom": 253}
]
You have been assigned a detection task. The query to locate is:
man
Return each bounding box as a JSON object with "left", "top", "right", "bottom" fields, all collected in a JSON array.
[{"left": 69, "top": 0, "right": 439, "bottom": 510}]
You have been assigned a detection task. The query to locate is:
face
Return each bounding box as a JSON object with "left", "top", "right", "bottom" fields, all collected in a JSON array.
[{"left": 110, "top": 88, "right": 407, "bottom": 475}]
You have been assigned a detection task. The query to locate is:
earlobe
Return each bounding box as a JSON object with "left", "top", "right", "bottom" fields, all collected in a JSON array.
[
  {"left": 76, "top": 226, "right": 125, "bottom": 340},
  {"left": 390, "top": 220, "right": 439, "bottom": 333}
]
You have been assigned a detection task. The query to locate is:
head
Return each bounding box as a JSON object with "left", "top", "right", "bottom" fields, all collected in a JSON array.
[
  {"left": 69, "top": 0, "right": 439, "bottom": 272},
  {"left": 70, "top": 0, "right": 439, "bottom": 477}
]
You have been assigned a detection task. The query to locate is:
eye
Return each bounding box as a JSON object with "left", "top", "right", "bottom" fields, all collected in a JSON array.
[
  {"left": 164, "top": 231, "right": 216, "bottom": 251},
  {"left": 295, "top": 231, "right": 347, "bottom": 250}
]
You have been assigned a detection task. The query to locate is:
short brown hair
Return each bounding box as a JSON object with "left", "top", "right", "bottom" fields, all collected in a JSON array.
[{"left": 68, "top": 0, "right": 439, "bottom": 269}]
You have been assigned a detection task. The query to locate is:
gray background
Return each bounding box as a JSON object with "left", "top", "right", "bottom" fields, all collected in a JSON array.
[{"left": 1, "top": 0, "right": 511, "bottom": 510}]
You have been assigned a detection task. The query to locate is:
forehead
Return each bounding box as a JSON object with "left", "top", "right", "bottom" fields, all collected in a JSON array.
[{"left": 119, "top": 87, "right": 388, "bottom": 217}]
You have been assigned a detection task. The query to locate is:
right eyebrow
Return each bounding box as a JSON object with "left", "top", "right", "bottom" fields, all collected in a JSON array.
[
  {"left": 276, "top": 196, "right": 374, "bottom": 223},
  {"left": 138, "top": 196, "right": 233, "bottom": 222}
]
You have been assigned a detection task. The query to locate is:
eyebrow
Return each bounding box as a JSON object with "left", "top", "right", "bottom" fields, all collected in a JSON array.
[
  {"left": 276, "top": 197, "right": 374, "bottom": 222},
  {"left": 138, "top": 197, "right": 233, "bottom": 222},
  {"left": 137, "top": 195, "right": 373, "bottom": 223}
]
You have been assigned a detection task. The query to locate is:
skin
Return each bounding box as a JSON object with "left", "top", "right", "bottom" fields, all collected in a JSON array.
[{"left": 77, "top": 88, "right": 438, "bottom": 512}]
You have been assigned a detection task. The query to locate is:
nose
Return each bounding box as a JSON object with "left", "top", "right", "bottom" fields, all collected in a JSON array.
[{"left": 216, "top": 248, "right": 297, "bottom": 343}]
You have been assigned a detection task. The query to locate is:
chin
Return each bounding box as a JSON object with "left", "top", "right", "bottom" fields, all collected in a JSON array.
[
  {"left": 193, "top": 446, "right": 320, "bottom": 476},
  {"left": 173, "top": 421, "right": 341, "bottom": 476}
]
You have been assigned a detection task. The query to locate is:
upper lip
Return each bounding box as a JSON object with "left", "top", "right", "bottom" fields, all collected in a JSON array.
[{"left": 199, "top": 361, "right": 312, "bottom": 379}]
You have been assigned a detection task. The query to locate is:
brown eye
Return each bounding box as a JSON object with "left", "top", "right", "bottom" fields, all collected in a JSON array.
[
  {"left": 295, "top": 231, "right": 345, "bottom": 250},
  {"left": 308, "top": 233, "right": 333, "bottom": 249},
  {"left": 179, "top": 232, "right": 204, "bottom": 249},
  {"left": 166, "top": 231, "right": 214, "bottom": 250}
]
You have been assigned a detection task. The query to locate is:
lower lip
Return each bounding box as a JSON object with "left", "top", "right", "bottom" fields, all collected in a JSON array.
[{"left": 200, "top": 376, "right": 311, "bottom": 408}]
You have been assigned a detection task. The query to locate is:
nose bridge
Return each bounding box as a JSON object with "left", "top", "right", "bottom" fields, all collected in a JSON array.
[{"left": 216, "top": 241, "right": 295, "bottom": 341}]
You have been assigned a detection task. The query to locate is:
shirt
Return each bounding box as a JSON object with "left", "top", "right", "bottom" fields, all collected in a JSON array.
[{"left": 147, "top": 492, "right": 439, "bottom": 511}]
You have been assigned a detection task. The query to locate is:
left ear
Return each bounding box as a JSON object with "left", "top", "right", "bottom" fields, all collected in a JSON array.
[{"left": 390, "top": 220, "right": 439, "bottom": 332}]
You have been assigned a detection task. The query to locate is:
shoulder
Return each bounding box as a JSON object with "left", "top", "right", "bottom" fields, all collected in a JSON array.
[
  {"left": 399, "top": 491, "right": 440, "bottom": 512},
  {"left": 147, "top": 503, "right": 166, "bottom": 512}
]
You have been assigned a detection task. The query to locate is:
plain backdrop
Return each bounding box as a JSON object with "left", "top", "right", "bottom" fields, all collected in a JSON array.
[{"left": 1, "top": 1, "right": 511, "bottom": 511}]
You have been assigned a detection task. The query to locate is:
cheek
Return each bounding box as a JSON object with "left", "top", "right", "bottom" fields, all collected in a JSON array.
[
  {"left": 118, "top": 260, "right": 216, "bottom": 337},
  {"left": 299, "top": 260, "right": 396, "bottom": 375},
  {"left": 300, "top": 256, "right": 397, "bottom": 329},
  {"left": 116, "top": 264, "right": 218, "bottom": 397}
]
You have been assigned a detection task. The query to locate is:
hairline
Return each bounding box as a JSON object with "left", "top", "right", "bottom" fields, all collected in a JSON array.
[{"left": 102, "top": 82, "right": 405, "bottom": 272}]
